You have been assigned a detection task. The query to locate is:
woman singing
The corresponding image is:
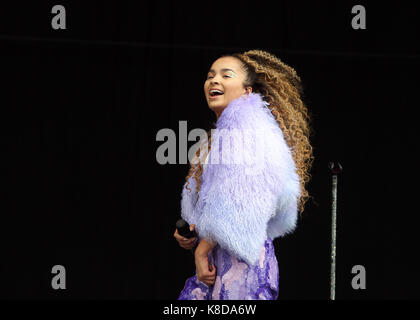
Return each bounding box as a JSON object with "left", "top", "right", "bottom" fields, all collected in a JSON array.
[{"left": 174, "top": 49, "right": 314, "bottom": 300}]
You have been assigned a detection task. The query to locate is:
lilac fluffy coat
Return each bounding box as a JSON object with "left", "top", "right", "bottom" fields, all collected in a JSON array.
[{"left": 181, "top": 92, "right": 300, "bottom": 266}]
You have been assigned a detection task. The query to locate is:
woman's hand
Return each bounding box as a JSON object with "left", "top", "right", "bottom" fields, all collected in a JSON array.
[
  {"left": 195, "top": 251, "right": 216, "bottom": 286},
  {"left": 195, "top": 238, "right": 217, "bottom": 286},
  {"left": 173, "top": 224, "right": 197, "bottom": 250}
]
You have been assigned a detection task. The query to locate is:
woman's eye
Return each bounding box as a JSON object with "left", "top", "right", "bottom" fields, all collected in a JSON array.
[{"left": 206, "top": 74, "right": 231, "bottom": 79}]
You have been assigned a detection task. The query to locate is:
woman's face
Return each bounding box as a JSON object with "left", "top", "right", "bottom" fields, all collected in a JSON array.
[{"left": 204, "top": 56, "right": 252, "bottom": 119}]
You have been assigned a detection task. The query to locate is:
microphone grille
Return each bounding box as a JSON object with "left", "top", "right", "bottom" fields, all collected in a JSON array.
[{"left": 176, "top": 219, "right": 187, "bottom": 229}]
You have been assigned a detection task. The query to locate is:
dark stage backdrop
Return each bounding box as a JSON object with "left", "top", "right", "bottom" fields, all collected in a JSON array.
[{"left": 1, "top": 1, "right": 419, "bottom": 300}]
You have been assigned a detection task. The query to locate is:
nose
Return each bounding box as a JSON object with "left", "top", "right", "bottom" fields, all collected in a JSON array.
[{"left": 209, "top": 75, "right": 222, "bottom": 85}]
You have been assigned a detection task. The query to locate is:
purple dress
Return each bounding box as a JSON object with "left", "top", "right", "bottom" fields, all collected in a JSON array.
[{"left": 178, "top": 237, "right": 279, "bottom": 300}]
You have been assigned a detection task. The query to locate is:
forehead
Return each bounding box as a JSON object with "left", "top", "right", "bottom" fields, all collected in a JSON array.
[{"left": 208, "top": 56, "right": 242, "bottom": 73}]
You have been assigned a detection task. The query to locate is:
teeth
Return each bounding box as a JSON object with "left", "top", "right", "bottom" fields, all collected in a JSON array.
[{"left": 210, "top": 89, "right": 223, "bottom": 95}]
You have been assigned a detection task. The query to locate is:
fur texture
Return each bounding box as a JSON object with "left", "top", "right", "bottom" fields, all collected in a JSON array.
[{"left": 181, "top": 92, "right": 300, "bottom": 266}]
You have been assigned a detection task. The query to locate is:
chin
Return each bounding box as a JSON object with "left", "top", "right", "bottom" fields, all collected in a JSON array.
[
  {"left": 208, "top": 102, "right": 225, "bottom": 109},
  {"left": 208, "top": 98, "right": 225, "bottom": 105}
]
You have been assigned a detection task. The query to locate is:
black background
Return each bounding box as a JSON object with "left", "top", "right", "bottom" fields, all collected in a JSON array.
[{"left": 0, "top": 0, "right": 419, "bottom": 300}]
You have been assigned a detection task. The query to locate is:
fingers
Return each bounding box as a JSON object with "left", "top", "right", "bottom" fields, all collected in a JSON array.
[
  {"left": 202, "top": 280, "right": 214, "bottom": 286},
  {"left": 184, "top": 245, "right": 194, "bottom": 250},
  {"left": 173, "top": 229, "right": 188, "bottom": 242},
  {"left": 198, "top": 267, "right": 216, "bottom": 286},
  {"left": 173, "top": 229, "right": 184, "bottom": 241},
  {"left": 179, "top": 237, "right": 197, "bottom": 245},
  {"left": 181, "top": 238, "right": 197, "bottom": 249},
  {"left": 174, "top": 229, "right": 197, "bottom": 249},
  {"left": 174, "top": 229, "right": 195, "bottom": 242},
  {"left": 200, "top": 275, "right": 216, "bottom": 286},
  {"left": 209, "top": 265, "right": 216, "bottom": 276}
]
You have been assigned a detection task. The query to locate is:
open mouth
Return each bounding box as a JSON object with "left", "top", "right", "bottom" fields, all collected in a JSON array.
[{"left": 209, "top": 89, "right": 224, "bottom": 98}]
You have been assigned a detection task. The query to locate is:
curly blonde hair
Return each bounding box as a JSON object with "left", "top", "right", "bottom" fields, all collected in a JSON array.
[{"left": 185, "top": 49, "right": 314, "bottom": 214}]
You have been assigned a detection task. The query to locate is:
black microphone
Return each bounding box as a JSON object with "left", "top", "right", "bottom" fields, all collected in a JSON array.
[
  {"left": 176, "top": 219, "right": 198, "bottom": 256},
  {"left": 176, "top": 219, "right": 197, "bottom": 239}
]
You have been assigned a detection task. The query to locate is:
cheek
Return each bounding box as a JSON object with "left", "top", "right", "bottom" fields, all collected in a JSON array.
[{"left": 225, "top": 84, "right": 243, "bottom": 96}]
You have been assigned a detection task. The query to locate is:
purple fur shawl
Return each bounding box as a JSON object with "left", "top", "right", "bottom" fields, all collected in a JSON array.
[{"left": 180, "top": 92, "right": 301, "bottom": 266}]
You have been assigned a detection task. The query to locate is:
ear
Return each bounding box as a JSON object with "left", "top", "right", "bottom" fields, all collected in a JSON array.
[{"left": 245, "top": 87, "right": 253, "bottom": 94}]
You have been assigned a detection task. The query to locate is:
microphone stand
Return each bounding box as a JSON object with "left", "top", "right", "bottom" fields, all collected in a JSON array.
[{"left": 328, "top": 161, "right": 342, "bottom": 300}]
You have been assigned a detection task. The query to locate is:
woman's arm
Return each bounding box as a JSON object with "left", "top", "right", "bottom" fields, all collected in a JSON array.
[
  {"left": 195, "top": 238, "right": 217, "bottom": 257},
  {"left": 194, "top": 238, "right": 217, "bottom": 286}
]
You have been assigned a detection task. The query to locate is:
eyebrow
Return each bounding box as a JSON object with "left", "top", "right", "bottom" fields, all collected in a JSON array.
[{"left": 208, "top": 68, "right": 236, "bottom": 74}]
